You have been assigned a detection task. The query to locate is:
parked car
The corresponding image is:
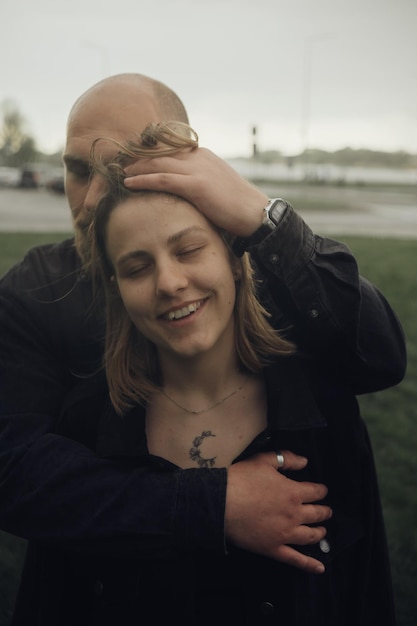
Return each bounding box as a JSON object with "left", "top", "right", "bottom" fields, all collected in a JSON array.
[
  {"left": 45, "top": 171, "right": 65, "bottom": 195},
  {"left": 0, "top": 166, "right": 20, "bottom": 187},
  {"left": 19, "top": 167, "right": 41, "bottom": 188}
]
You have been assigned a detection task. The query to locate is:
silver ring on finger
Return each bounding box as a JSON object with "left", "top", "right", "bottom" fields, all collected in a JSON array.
[{"left": 276, "top": 451, "right": 285, "bottom": 469}]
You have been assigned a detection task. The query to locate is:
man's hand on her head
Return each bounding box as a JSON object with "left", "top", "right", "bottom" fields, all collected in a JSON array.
[
  {"left": 124, "top": 147, "right": 269, "bottom": 238},
  {"left": 225, "top": 451, "right": 332, "bottom": 574}
]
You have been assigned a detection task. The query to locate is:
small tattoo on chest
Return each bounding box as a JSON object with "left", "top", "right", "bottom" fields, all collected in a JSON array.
[{"left": 189, "top": 430, "right": 216, "bottom": 468}]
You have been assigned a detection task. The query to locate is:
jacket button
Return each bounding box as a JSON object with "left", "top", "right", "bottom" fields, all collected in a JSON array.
[
  {"left": 268, "top": 253, "right": 280, "bottom": 265},
  {"left": 309, "top": 308, "right": 319, "bottom": 318},
  {"left": 319, "top": 539, "right": 331, "bottom": 553},
  {"left": 259, "top": 601, "right": 275, "bottom": 615},
  {"left": 93, "top": 580, "right": 104, "bottom": 596}
]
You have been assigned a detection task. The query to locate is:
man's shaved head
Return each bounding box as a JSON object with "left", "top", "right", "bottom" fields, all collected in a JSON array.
[
  {"left": 64, "top": 73, "right": 189, "bottom": 262},
  {"left": 68, "top": 73, "right": 188, "bottom": 130}
]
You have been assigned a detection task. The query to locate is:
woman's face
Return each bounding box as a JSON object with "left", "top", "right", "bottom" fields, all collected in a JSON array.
[{"left": 105, "top": 193, "right": 238, "bottom": 364}]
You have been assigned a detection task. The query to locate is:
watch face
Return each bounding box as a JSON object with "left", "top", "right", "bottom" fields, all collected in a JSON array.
[{"left": 269, "top": 199, "right": 287, "bottom": 225}]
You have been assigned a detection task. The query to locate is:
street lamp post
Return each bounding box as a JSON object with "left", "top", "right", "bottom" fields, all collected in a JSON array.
[{"left": 301, "top": 33, "right": 333, "bottom": 179}]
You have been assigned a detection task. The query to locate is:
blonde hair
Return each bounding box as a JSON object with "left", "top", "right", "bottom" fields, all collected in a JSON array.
[{"left": 90, "top": 122, "right": 295, "bottom": 414}]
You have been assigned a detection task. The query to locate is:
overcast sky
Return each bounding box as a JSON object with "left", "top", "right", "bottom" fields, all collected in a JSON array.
[{"left": 2, "top": 0, "right": 416, "bottom": 158}]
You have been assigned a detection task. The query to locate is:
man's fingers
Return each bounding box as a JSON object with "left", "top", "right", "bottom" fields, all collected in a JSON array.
[
  {"left": 124, "top": 171, "right": 181, "bottom": 192},
  {"left": 269, "top": 451, "right": 330, "bottom": 505},
  {"left": 301, "top": 504, "right": 333, "bottom": 527},
  {"left": 124, "top": 153, "right": 191, "bottom": 182},
  {"left": 274, "top": 545, "right": 325, "bottom": 575},
  {"left": 225, "top": 451, "right": 332, "bottom": 572},
  {"left": 287, "top": 524, "right": 328, "bottom": 546},
  {"left": 272, "top": 449, "right": 307, "bottom": 471}
]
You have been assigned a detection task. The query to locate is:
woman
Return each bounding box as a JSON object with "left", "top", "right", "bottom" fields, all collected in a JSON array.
[
  {"left": 91, "top": 124, "right": 294, "bottom": 462},
  {"left": 84, "top": 123, "right": 396, "bottom": 625}
]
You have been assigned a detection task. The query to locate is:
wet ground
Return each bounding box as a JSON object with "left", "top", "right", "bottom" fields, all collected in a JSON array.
[{"left": 1, "top": 185, "right": 417, "bottom": 239}]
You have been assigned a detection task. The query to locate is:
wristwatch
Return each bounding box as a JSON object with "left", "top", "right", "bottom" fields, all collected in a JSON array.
[{"left": 232, "top": 198, "right": 289, "bottom": 257}]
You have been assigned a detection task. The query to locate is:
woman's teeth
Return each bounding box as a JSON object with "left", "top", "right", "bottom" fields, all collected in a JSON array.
[{"left": 166, "top": 301, "right": 201, "bottom": 321}]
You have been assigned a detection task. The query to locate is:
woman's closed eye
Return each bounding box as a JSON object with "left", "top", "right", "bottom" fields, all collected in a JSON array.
[
  {"left": 177, "top": 244, "right": 205, "bottom": 260},
  {"left": 123, "top": 262, "right": 151, "bottom": 278}
]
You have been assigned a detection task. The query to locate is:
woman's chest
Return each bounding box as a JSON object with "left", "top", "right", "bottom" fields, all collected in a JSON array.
[{"left": 145, "top": 384, "right": 268, "bottom": 469}]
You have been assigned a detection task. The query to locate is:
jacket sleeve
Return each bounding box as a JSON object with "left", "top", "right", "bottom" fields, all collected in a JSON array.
[
  {"left": 251, "top": 204, "right": 407, "bottom": 394},
  {"left": 0, "top": 414, "right": 226, "bottom": 556},
  {"left": 0, "top": 251, "right": 226, "bottom": 555}
]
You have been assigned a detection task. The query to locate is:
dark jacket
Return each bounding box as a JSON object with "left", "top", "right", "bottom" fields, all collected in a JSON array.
[
  {"left": 0, "top": 206, "right": 406, "bottom": 624},
  {"left": 12, "top": 356, "right": 396, "bottom": 625}
]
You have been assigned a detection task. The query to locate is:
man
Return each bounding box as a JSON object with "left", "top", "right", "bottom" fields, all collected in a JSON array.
[{"left": 0, "top": 74, "right": 405, "bottom": 624}]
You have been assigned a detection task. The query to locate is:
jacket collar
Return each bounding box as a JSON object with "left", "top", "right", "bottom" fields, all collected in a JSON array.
[
  {"left": 97, "top": 355, "right": 327, "bottom": 460},
  {"left": 264, "top": 355, "right": 327, "bottom": 431}
]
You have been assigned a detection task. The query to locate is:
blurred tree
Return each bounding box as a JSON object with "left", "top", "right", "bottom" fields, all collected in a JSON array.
[{"left": 0, "top": 100, "right": 38, "bottom": 167}]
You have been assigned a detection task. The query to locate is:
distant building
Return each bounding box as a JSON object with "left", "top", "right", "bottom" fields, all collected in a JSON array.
[{"left": 227, "top": 158, "right": 417, "bottom": 185}]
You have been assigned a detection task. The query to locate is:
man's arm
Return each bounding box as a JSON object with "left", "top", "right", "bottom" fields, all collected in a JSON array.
[
  {"left": 251, "top": 204, "right": 407, "bottom": 393},
  {"left": 0, "top": 410, "right": 330, "bottom": 573}
]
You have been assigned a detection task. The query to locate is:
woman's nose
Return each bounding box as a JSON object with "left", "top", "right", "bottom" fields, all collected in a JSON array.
[{"left": 155, "top": 260, "right": 188, "bottom": 296}]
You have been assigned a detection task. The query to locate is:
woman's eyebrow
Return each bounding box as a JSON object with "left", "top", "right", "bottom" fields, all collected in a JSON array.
[
  {"left": 117, "top": 249, "right": 148, "bottom": 267},
  {"left": 167, "top": 226, "right": 206, "bottom": 246}
]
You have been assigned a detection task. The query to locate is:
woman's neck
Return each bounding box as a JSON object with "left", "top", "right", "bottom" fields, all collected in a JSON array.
[{"left": 159, "top": 346, "right": 243, "bottom": 398}]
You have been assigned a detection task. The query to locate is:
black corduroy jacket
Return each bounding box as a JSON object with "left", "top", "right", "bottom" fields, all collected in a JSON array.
[{"left": 12, "top": 353, "right": 396, "bottom": 625}]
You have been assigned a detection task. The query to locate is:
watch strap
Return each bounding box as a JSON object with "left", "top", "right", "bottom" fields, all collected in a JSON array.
[{"left": 232, "top": 198, "right": 288, "bottom": 257}]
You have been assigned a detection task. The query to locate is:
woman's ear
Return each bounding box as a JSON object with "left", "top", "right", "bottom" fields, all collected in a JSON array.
[
  {"left": 232, "top": 261, "right": 242, "bottom": 281},
  {"left": 109, "top": 274, "right": 120, "bottom": 295}
]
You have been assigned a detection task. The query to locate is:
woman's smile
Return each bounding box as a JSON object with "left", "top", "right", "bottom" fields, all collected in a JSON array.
[{"left": 161, "top": 298, "right": 204, "bottom": 321}]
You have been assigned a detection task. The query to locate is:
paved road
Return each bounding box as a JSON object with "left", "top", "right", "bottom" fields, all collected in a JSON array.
[
  {"left": 1, "top": 186, "right": 417, "bottom": 239},
  {"left": 0, "top": 188, "right": 72, "bottom": 232}
]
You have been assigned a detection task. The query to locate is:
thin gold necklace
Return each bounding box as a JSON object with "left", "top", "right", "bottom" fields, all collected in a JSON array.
[{"left": 161, "top": 375, "right": 249, "bottom": 415}]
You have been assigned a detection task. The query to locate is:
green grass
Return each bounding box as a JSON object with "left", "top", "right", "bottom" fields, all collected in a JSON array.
[
  {"left": 341, "top": 236, "right": 417, "bottom": 626},
  {"left": 0, "top": 232, "right": 73, "bottom": 277},
  {"left": 0, "top": 232, "right": 416, "bottom": 625}
]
